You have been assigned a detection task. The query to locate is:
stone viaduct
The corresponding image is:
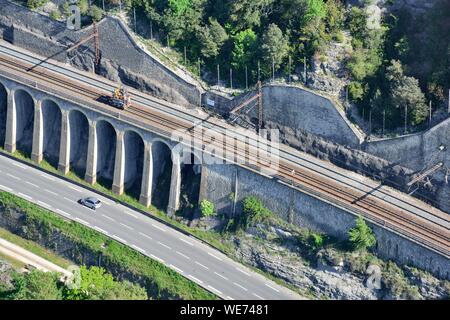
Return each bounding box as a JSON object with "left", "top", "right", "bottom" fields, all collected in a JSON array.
[{"left": 0, "top": 76, "right": 203, "bottom": 216}]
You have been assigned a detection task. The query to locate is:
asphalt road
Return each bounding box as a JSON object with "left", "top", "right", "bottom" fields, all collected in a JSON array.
[{"left": 0, "top": 153, "right": 302, "bottom": 300}]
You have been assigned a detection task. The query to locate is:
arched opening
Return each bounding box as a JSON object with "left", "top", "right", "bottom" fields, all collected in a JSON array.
[
  {"left": 123, "top": 130, "right": 144, "bottom": 198},
  {"left": 179, "top": 150, "right": 202, "bottom": 219},
  {"left": 14, "top": 89, "right": 34, "bottom": 157},
  {"left": 151, "top": 141, "right": 172, "bottom": 210},
  {"left": 69, "top": 109, "right": 89, "bottom": 177},
  {"left": 96, "top": 120, "right": 116, "bottom": 189},
  {"left": 41, "top": 99, "right": 62, "bottom": 168},
  {"left": 0, "top": 83, "right": 6, "bottom": 147}
]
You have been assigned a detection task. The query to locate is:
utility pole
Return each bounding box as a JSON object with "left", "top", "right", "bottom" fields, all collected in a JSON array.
[
  {"left": 102, "top": 0, "right": 105, "bottom": 11},
  {"left": 133, "top": 7, "right": 137, "bottom": 33},
  {"left": 404, "top": 104, "right": 408, "bottom": 134},
  {"left": 448, "top": 89, "right": 450, "bottom": 114},
  {"left": 258, "top": 81, "right": 263, "bottom": 132},
  {"left": 230, "top": 68, "right": 233, "bottom": 90},
  {"left": 166, "top": 34, "right": 170, "bottom": 47},
  {"left": 288, "top": 56, "right": 291, "bottom": 83},
  {"left": 257, "top": 60, "right": 261, "bottom": 82},
  {"left": 217, "top": 64, "right": 220, "bottom": 87},
  {"left": 197, "top": 58, "right": 201, "bottom": 78},
  {"left": 245, "top": 65, "right": 248, "bottom": 90},
  {"left": 303, "top": 56, "right": 307, "bottom": 84},
  {"left": 429, "top": 100, "right": 432, "bottom": 128},
  {"left": 184, "top": 46, "right": 187, "bottom": 65},
  {"left": 150, "top": 20, "right": 153, "bottom": 40},
  {"left": 369, "top": 109, "right": 372, "bottom": 135},
  {"left": 272, "top": 56, "right": 275, "bottom": 82},
  {"left": 382, "top": 109, "right": 386, "bottom": 137},
  {"left": 119, "top": 0, "right": 122, "bottom": 13}
]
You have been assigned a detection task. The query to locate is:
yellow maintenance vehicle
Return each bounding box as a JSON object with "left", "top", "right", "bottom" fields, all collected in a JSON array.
[{"left": 98, "top": 85, "right": 131, "bottom": 110}]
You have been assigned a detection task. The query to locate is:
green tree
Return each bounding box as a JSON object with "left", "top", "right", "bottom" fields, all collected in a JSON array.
[
  {"left": 259, "top": 24, "right": 289, "bottom": 75},
  {"left": 229, "top": 0, "right": 274, "bottom": 30},
  {"left": 348, "top": 216, "right": 377, "bottom": 251},
  {"left": 200, "top": 199, "right": 215, "bottom": 218},
  {"left": 231, "top": 28, "right": 257, "bottom": 71},
  {"left": 198, "top": 18, "right": 228, "bottom": 59},
  {"left": 89, "top": 5, "right": 103, "bottom": 22},
  {"left": 8, "top": 270, "right": 63, "bottom": 300}
]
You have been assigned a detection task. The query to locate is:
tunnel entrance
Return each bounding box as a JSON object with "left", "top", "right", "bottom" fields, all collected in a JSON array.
[
  {"left": 179, "top": 152, "right": 201, "bottom": 219},
  {"left": 15, "top": 90, "right": 34, "bottom": 157},
  {"left": 0, "top": 84, "right": 6, "bottom": 147},
  {"left": 96, "top": 120, "right": 116, "bottom": 189},
  {"left": 42, "top": 100, "right": 61, "bottom": 168},
  {"left": 69, "top": 110, "right": 89, "bottom": 177},
  {"left": 124, "top": 130, "right": 144, "bottom": 198},
  {"left": 151, "top": 141, "right": 172, "bottom": 211}
]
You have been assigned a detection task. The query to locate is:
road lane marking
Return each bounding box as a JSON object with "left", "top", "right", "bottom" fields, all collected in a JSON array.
[
  {"left": 138, "top": 232, "right": 152, "bottom": 240},
  {"left": 111, "top": 235, "right": 127, "bottom": 243},
  {"left": 207, "top": 252, "right": 223, "bottom": 261},
  {"left": 150, "top": 254, "right": 164, "bottom": 263},
  {"left": 56, "top": 209, "right": 71, "bottom": 217},
  {"left": 6, "top": 173, "right": 20, "bottom": 180},
  {"left": 74, "top": 217, "right": 90, "bottom": 226},
  {"left": 131, "top": 244, "right": 146, "bottom": 254},
  {"left": 157, "top": 242, "right": 171, "bottom": 250},
  {"left": 264, "top": 283, "right": 280, "bottom": 293},
  {"left": 69, "top": 186, "right": 82, "bottom": 192},
  {"left": 120, "top": 223, "right": 134, "bottom": 230},
  {"left": 151, "top": 224, "right": 166, "bottom": 232},
  {"left": 207, "top": 285, "right": 222, "bottom": 295},
  {"left": 93, "top": 226, "right": 108, "bottom": 234},
  {"left": 44, "top": 189, "right": 58, "bottom": 196},
  {"left": 37, "top": 201, "right": 52, "bottom": 209},
  {"left": 236, "top": 268, "right": 251, "bottom": 276},
  {"left": 227, "top": 296, "right": 235, "bottom": 300},
  {"left": 18, "top": 193, "right": 32, "bottom": 201},
  {"left": 40, "top": 174, "right": 55, "bottom": 181},
  {"left": 176, "top": 251, "right": 190, "bottom": 260},
  {"left": 214, "top": 272, "right": 228, "bottom": 280},
  {"left": 102, "top": 214, "right": 115, "bottom": 222},
  {"left": 123, "top": 210, "right": 138, "bottom": 219},
  {"left": 12, "top": 163, "right": 27, "bottom": 169},
  {"left": 63, "top": 197, "right": 74, "bottom": 202},
  {"left": 187, "top": 275, "right": 203, "bottom": 284},
  {"left": 179, "top": 237, "right": 194, "bottom": 246},
  {"left": 0, "top": 185, "right": 12, "bottom": 192},
  {"left": 195, "top": 261, "right": 209, "bottom": 270},
  {"left": 169, "top": 264, "right": 184, "bottom": 273},
  {"left": 26, "top": 182, "right": 39, "bottom": 188},
  {"left": 253, "top": 293, "right": 264, "bottom": 300},
  {"left": 233, "top": 282, "right": 248, "bottom": 291}
]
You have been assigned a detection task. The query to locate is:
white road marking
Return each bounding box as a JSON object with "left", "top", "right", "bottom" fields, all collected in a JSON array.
[
  {"left": 176, "top": 251, "right": 190, "bottom": 260},
  {"left": 12, "top": 163, "right": 27, "bottom": 169},
  {"left": 120, "top": 223, "right": 134, "bottom": 230},
  {"left": 169, "top": 264, "right": 184, "bottom": 273},
  {"left": 93, "top": 226, "right": 108, "bottom": 234},
  {"left": 123, "top": 210, "right": 138, "bottom": 219},
  {"left": 151, "top": 224, "right": 166, "bottom": 232},
  {"left": 0, "top": 185, "right": 12, "bottom": 192},
  {"left": 150, "top": 254, "right": 164, "bottom": 263},
  {"left": 37, "top": 201, "right": 51, "bottom": 209},
  {"left": 264, "top": 283, "right": 280, "bottom": 293},
  {"left": 26, "top": 182, "right": 39, "bottom": 188},
  {"left": 214, "top": 272, "right": 228, "bottom": 280},
  {"left": 207, "top": 252, "right": 223, "bottom": 261},
  {"left": 207, "top": 285, "right": 222, "bottom": 295},
  {"left": 131, "top": 244, "right": 146, "bottom": 254},
  {"left": 195, "top": 261, "right": 209, "bottom": 270},
  {"left": 111, "top": 235, "right": 127, "bottom": 243},
  {"left": 187, "top": 275, "right": 203, "bottom": 284},
  {"left": 7, "top": 173, "right": 20, "bottom": 180},
  {"left": 102, "top": 214, "right": 115, "bottom": 222},
  {"left": 69, "top": 186, "right": 82, "bottom": 192},
  {"left": 18, "top": 193, "right": 32, "bottom": 201},
  {"left": 40, "top": 174, "right": 55, "bottom": 181},
  {"left": 233, "top": 282, "right": 248, "bottom": 291},
  {"left": 74, "top": 217, "right": 90, "bottom": 226},
  {"left": 157, "top": 241, "right": 171, "bottom": 250},
  {"left": 227, "top": 296, "right": 235, "bottom": 300},
  {"left": 253, "top": 293, "right": 264, "bottom": 300},
  {"left": 44, "top": 189, "right": 58, "bottom": 196},
  {"left": 236, "top": 268, "right": 251, "bottom": 276},
  {"left": 56, "top": 209, "right": 71, "bottom": 217},
  {"left": 179, "top": 237, "right": 194, "bottom": 246},
  {"left": 138, "top": 232, "right": 152, "bottom": 240},
  {"left": 100, "top": 199, "right": 114, "bottom": 206},
  {"left": 63, "top": 197, "right": 74, "bottom": 202}
]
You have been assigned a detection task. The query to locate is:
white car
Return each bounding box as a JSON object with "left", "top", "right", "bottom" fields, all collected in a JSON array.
[{"left": 79, "top": 197, "right": 102, "bottom": 210}]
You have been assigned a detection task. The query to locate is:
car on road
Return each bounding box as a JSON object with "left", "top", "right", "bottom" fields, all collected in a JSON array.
[{"left": 79, "top": 197, "right": 102, "bottom": 210}]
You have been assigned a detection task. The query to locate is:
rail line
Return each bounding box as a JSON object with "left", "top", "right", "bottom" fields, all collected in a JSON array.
[{"left": 0, "top": 54, "right": 449, "bottom": 257}]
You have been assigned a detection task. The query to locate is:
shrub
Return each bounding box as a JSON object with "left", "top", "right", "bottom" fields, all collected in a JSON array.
[
  {"left": 348, "top": 216, "right": 376, "bottom": 251},
  {"left": 200, "top": 199, "right": 215, "bottom": 218},
  {"left": 27, "top": 0, "right": 47, "bottom": 9},
  {"left": 240, "top": 196, "right": 272, "bottom": 229},
  {"left": 308, "top": 232, "right": 325, "bottom": 249},
  {"left": 49, "top": 10, "right": 61, "bottom": 21},
  {"left": 89, "top": 5, "right": 103, "bottom": 22}
]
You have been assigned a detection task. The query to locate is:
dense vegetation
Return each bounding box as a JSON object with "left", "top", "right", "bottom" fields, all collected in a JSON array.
[{"left": 0, "top": 266, "right": 148, "bottom": 300}]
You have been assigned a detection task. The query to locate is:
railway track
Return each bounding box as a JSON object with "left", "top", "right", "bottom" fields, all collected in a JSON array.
[{"left": 0, "top": 53, "right": 449, "bottom": 257}]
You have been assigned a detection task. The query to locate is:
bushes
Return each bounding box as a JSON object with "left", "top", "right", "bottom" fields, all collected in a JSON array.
[
  {"left": 27, "top": 0, "right": 47, "bottom": 10},
  {"left": 199, "top": 199, "right": 215, "bottom": 218},
  {"left": 240, "top": 196, "right": 272, "bottom": 229}
]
